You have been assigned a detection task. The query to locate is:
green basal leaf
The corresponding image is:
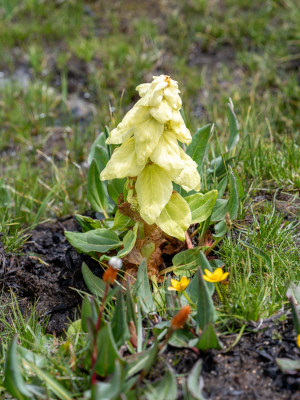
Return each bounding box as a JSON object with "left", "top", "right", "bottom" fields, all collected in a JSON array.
[
  {"left": 155, "top": 192, "right": 191, "bottom": 241},
  {"left": 94, "top": 144, "right": 109, "bottom": 172},
  {"left": 111, "top": 289, "right": 131, "bottom": 347},
  {"left": 185, "top": 190, "right": 218, "bottom": 224},
  {"left": 126, "top": 277, "right": 137, "bottom": 328},
  {"left": 117, "top": 223, "right": 138, "bottom": 258},
  {"left": 164, "top": 276, "right": 180, "bottom": 318},
  {"left": 65, "top": 229, "right": 121, "bottom": 255},
  {"left": 81, "top": 295, "right": 98, "bottom": 333},
  {"left": 143, "top": 365, "right": 177, "bottom": 400},
  {"left": 4, "top": 336, "right": 32, "bottom": 400},
  {"left": 112, "top": 210, "right": 133, "bottom": 230},
  {"left": 95, "top": 323, "right": 123, "bottom": 377},
  {"left": 107, "top": 178, "right": 126, "bottom": 204},
  {"left": 172, "top": 248, "right": 201, "bottom": 277},
  {"left": 195, "top": 269, "right": 217, "bottom": 330},
  {"left": 87, "top": 159, "right": 108, "bottom": 214},
  {"left": 168, "top": 329, "right": 194, "bottom": 348},
  {"left": 92, "top": 361, "right": 123, "bottom": 400},
  {"left": 88, "top": 132, "right": 107, "bottom": 165},
  {"left": 189, "top": 323, "right": 223, "bottom": 351},
  {"left": 134, "top": 259, "right": 156, "bottom": 314},
  {"left": 186, "top": 124, "right": 212, "bottom": 173},
  {"left": 81, "top": 263, "right": 117, "bottom": 300},
  {"left": 75, "top": 214, "right": 103, "bottom": 232},
  {"left": 187, "top": 360, "right": 205, "bottom": 400},
  {"left": 125, "top": 341, "right": 158, "bottom": 378},
  {"left": 185, "top": 252, "right": 215, "bottom": 301}
]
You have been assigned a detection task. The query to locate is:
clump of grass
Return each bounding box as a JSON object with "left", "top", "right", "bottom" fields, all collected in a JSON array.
[{"left": 218, "top": 202, "right": 300, "bottom": 324}]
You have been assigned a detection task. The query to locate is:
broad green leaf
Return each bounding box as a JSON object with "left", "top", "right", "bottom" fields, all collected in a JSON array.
[
  {"left": 87, "top": 159, "right": 108, "bottom": 214},
  {"left": 195, "top": 269, "right": 217, "bottom": 330},
  {"left": 168, "top": 329, "right": 194, "bottom": 348},
  {"left": 172, "top": 248, "right": 201, "bottom": 277},
  {"left": 94, "top": 144, "right": 109, "bottom": 172},
  {"left": 4, "top": 336, "right": 32, "bottom": 400},
  {"left": 186, "top": 124, "right": 212, "bottom": 173},
  {"left": 210, "top": 199, "right": 227, "bottom": 222},
  {"left": 18, "top": 346, "right": 46, "bottom": 369},
  {"left": 276, "top": 358, "right": 300, "bottom": 373},
  {"left": 81, "top": 295, "right": 98, "bottom": 332},
  {"left": 227, "top": 99, "right": 240, "bottom": 151},
  {"left": 144, "top": 366, "right": 177, "bottom": 400},
  {"left": 107, "top": 178, "right": 126, "bottom": 204},
  {"left": 65, "top": 229, "right": 121, "bottom": 255},
  {"left": 75, "top": 214, "right": 102, "bottom": 232},
  {"left": 95, "top": 324, "right": 122, "bottom": 377},
  {"left": 238, "top": 240, "right": 271, "bottom": 271},
  {"left": 187, "top": 360, "right": 205, "bottom": 400},
  {"left": 126, "top": 277, "right": 137, "bottom": 328},
  {"left": 112, "top": 210, "right": 133, "bottom": 230},
  {"left": 92, "top": 361, "right": 123, "bottom": 400},
  {"left": 27, "top": 363, "right": 73, "bottom": 400},
  {"left": 88, "top": 132, "right": 107, "bottom": 165},
  {"left": 233, "top": 169, "right": 244, "bottom": 199},
  {"left": 117, "top": 223, "right": 138, "bottom": 258},
  {"left": 82, "top": 263, "right": 117, "bottom": 299},
  {"left": 189, "top": 323, "right": 223, "bottom": 350},
  {"left": 155, "top": 193, "right": 191, "bottom": 241},
  {"left": 125, "top": 341, "right": 158, "bottom": 378},
  {"left": 134, "top": 259, "right": 156, "bottom": 314},
  {"left": 136, "top": 164, "right": 173, "bottom": 224},
  {"left": 217, "top": 176, "right": 228, "bottom": 199},
  {"left": 185, "top": 190, "right": 218, "bottom": 223},
  {"left": 111, "top": 289, "right": 131, "bottom": 346}
]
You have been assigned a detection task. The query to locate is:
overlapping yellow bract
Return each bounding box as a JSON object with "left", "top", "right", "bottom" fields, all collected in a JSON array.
[{"left": 100, "top": 75, "right": 201, "bottom": 240}]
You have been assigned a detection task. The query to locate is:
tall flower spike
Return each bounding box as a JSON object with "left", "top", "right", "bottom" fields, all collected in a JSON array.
[{"left": 101, "top": 75, "right": 201, "bottom": 241}]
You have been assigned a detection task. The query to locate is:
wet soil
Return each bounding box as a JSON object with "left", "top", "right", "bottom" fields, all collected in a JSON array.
[
  {"left": 164, "top": 318, "right": 300, "bottom": 399},
  {"left": 0, "top": 217, "right": 99, "bottom": 334}
]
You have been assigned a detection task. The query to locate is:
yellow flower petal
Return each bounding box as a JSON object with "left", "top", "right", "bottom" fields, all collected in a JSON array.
[
  {"left": 204, "top": 269, "right": 213, "bottom": 278},
  {"left": 134, "top": 117, "right": 164, "bottom": 165},
  {"left": 214, "top": 268, "right": 224, "bottom": 280},
  {"left": 297, "top": 334, "right": 300, "bottom": 348},
  {"left": 221, "top": 272, "right": 229, "bottom": 281},
  {"left": 136, "top": 164, "right": 173, "bottom": 225},
  {"left": 171, "top": 279, "right": 181, "bottom": 291},
  {"left": 150, "top": 99, "right": 173, "bottom": 124},
  {"left": 100, "top": 137, "right": 145, "bottom": 180},
  {"left": 203, "top": 275, "right": 213, "bottom": 283}
]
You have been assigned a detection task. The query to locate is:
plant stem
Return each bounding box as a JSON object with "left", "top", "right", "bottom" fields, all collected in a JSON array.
[
  {"left": 215, "top": 283, "right": 224, "bottom": 303},
  {"left": 185, "top": 231, "right": 193, "bottom": 249},
  {"left": 91, "top": 283, "right": 109, "bottom": 385},
  {"left": 182, "top": 291, "right": 195, "bottom": 307}
]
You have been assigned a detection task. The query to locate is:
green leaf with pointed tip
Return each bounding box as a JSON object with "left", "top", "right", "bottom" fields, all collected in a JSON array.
[
  {"left": 4, "top": 336, "right": 32, "bottom": 400},
  {"left": 172, "top": 248, "right": 201, "bottom": 277},
  {"left": 125, "top": 341, "right": 158, "bottom": 378},
  {"left": 95, "top": 324, "right": 123, "bottom": 377},
  {"left": 75, "top": 214, "right": 102, "bottom": 232},
  {"left": 65, "top": 229, "right": 121, "bottom": 255},
  {"left": 143, "top": 365, "right": 177, "bottom": 400},
  {"left": 187, "top": 360, "right": 205, "bottom": 400},
  {"left": 164, "top": 277, "right": 179, "bottom": 318},
  {"left": 92, "top": 361, "right": 123, "bottom": 400},
  {"left": 87, "top": 159, "right": 108, "bottom": 214},
  {"left": 189, "top": 323, "right": 222, "bottom": 350},
  {"left": 185, "top": 252, "right": 214, "bottom": 302},
  {"left": 82, "top": 263, "right": 117, "bottom": 300},
  {"left": 227, "top": 100, "right": 240, "bottom": 151},
  {"left": 117, "top": 223, "right": 138, "bottom": 258},
  {"left": 81, "top": 295, "right": 98, "bottom": 332},
  {"left": 134, "top": 259, "right": 156, "bottom": 314},
  {"left": 195, "top": 269, "right": 217, "bottom": 330},
  {"left": 28, "top": 363, "right": 73, "bottom": 400},
  {"left": 186, "top": 124, "right": 212, "bottom": 173},
  {"left": 185, "top": 190, "right": 218, "bottom": 224},
  {"left": 94, "top": 145, "right": 109, "bottom": 172},
  {"left": 88, "top": 132, "right": 107, "bottom": 165},
  {"left": 112, "top": 209, "right": 133, "bottom": 230},
  {"left": 107, "top": 178, "right": 126, "bottom": 204},
  {"left": 111, "top": 289, "right": 131, "bottom": 346}
]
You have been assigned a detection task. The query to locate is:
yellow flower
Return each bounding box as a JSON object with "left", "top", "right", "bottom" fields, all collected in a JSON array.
[
  {"left": 297, "top": 334, "right": 300, "bottom": 348},
  {"left": 203, "top": 268, "right": 229, "bottom": 283},
  {"left": 168, "top": 276, "right": 190, "bottom": 292}
]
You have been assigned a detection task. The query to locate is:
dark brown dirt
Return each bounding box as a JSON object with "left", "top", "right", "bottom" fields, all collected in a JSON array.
[
  {"left": 162, "top": 318, "right": 300, "bottom": 399},
  {"left": 0, "top": 217, "right": 99, "bottom": 334}
]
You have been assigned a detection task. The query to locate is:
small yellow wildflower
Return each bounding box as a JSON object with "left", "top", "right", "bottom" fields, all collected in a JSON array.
[
  {"left": 297, "top": 334, "right": 300, "bottom": 348},
  {"left": 168, "top": 276, "right": 190, "bottom": 292},
  {"left": 203, "top": 268, "right": 229, "bottom": 283}
]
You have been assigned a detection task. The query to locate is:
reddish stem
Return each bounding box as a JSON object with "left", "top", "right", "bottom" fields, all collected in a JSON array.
[
  {"left": 185, "top": 231, "right": 193, "bottom": 249},
  {"left": 91, "top": 283, "right": 109, "bottom": 385}
]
